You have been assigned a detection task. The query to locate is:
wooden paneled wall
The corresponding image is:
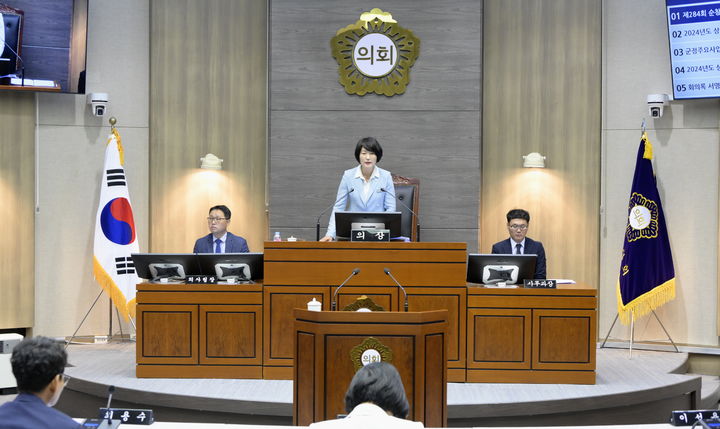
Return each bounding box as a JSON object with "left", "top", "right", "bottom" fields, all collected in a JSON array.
[
  {"left": 269, "top": 1, "right": 481, "bottom": 247},
  {"left": 481, "top": 0, "right": 601, "bottom": 285},
  {"left": 149, "top": 0, "right": 267, "bottom": 252},
  {"left": 0, "top": 93, "right": 35, "bottom": 329}
]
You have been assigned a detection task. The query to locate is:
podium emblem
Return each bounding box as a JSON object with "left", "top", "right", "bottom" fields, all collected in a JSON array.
[
  {"left": 331, "top": 8, "right": 420, "bottom": 96},
  {"left": 350, "top": 337, "right": 393, "bottom": 371},
  {"left": 343, "top": 295, "right": 385, "bottom": 312}
]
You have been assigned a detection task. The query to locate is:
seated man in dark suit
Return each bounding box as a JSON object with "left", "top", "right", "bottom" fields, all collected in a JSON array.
[
  {"left": 491, "top": 208, "right": 546, "bottom": 279},
  {"left": 0, "top": 336, "right": 80, "bottom": 429},
  {"left": 193, "top": 205, "right": 249, "bottom": 253}
]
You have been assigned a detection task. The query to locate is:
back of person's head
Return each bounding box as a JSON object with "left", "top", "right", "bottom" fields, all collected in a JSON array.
[
  {"left": 354, "top": 137, "right": 384, "bottom": 162},
  {"left": 506, "top": 208, "right": 530, "bottom": 223},
  {"left": 11, "top": 336, "right": 67, "bottom": 393},
  {"left": 344, "top": 362, "right": 409, "bottom": 418},
  {"left": 209, "top": 204, "right": 231, "bottom": 220}
]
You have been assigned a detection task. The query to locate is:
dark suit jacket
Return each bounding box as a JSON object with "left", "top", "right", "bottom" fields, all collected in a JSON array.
[
  {"left": 193, "top": 232, "right": 249, "bottom": 253},
  {"left": 0, "top": 393, "right": 81, "bottom": 429},
  {"left": 491, "top": 237, "right": 547, "bottom": 279}
]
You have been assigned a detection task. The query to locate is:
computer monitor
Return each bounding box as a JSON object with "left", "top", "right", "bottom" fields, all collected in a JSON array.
[
  {"left": 334, "top": 211, "right": 402, "bottom": 240},
  {"left": 197, "top": 253, "right": 264, "bottom": 282},
  {"left": 466, "top": 253, "right": 537, "bottom": 285},
  {"left": 131, "top": 253, "right": 202, "bottom": 283}
]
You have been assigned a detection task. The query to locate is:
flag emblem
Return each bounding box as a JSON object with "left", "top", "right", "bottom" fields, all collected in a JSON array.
[
  {"left": 626, "top": 193, "right": 659, "bottom": 241},
  {"left": 100, "top": 197, "right": 136, "bottom": 245}
]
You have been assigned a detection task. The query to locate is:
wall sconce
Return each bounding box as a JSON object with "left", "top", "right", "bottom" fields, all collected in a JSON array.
[
  {"left": 523, "top": 152, "right": 546, "bottom": 168},
  {"left": 200, "top": 153, "right": 223, "bottom": 170}
]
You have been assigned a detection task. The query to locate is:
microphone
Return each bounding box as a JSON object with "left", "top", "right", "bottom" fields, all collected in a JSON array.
[
  {"left": 380, "top": 188, "right": 420, "bottom": 241},
  {"left": 106, "top": 385, "right": 115, "bottom": 423},
  {"left": 1, "top": 39, "right": 25, "bottom": 86},
  {"left": 331, "top": 268, "right": 360, "bottom": 311},
  {"left": 316, "top": 187, "right": 354, "bottom": 241},
  {"left": 384, "top": 268, "right": 408, "bottom": 312}
]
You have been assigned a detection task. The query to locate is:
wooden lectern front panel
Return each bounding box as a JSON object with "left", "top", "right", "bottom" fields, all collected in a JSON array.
[
  {"left": 532, "top": 309, "right": 596, "bottom": 370},
  {"left": 199, "top": 304, "right": 262, "bottom": 365},
  {"left": 294, "top": 332, "right": 315, "bottom": 426},
  {"left": 264, "top": 286, "right": 329, "bottom": 366},
  {"left": 423, "top": 333, "right": 447, "bottom": 425},
  {"left": 137, "top": 304, "right": 198, "bottom": 365},
  {"left": 467, "top": 308, "right": 531, "bottom": 369},
  {"left": 323, "top": 335, "right": 416, "bottom": 421},
  {"left": 408, "top": 288, "right": 466, "bottom": 370}
]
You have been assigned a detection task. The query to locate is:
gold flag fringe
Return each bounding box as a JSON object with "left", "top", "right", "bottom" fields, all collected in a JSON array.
[
  {"left": 93, "top": 256, "right": 135, "bottom": 321},
  {"left": 108, "top": 128, "right": 125, "bottom": 166},
  {"left": 616, "top": 277, "right": 675, "bottom": 325},
  {"left": 642, "top": 132, "right": 653, "bottom": 160}
]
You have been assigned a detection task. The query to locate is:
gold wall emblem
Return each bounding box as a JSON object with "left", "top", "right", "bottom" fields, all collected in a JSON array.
[
  {"left": 331, "top": 8, "right": 420, "bottom": 96},
  {"left": 350, "top": 337, "right": 393, "bottom": 371},
  {"left": 343, "top": 295, "right": 385, "bottom": 312}
]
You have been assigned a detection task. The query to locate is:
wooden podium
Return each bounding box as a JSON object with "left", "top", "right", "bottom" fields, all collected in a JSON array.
[
  {"left": 264, "top": 241, "right": 467, "bottom": 381},
  {"left": 293, "top": 309, "right": 448, "bottom": 427}
]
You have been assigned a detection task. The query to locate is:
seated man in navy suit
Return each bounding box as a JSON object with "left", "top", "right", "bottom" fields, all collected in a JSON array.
[
  {"left": 193, "top": 205, "right": 249, "bottom": 253},
  {"left": 491, "top": 208, "right": 546, "bottom": 279},
  {"left": 0, "top": 336, "right": 80, "bottom": 429}
]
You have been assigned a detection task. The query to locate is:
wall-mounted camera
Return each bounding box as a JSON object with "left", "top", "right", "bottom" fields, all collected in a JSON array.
[
  {"left": 647, "top": 93, "right": 670, "bottom": 118},
  {"left": 87, "top": 92, "right": 109, "bottom": 117}
]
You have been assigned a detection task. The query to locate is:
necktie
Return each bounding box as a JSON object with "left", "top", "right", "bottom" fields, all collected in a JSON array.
[
  {"left": 215, "top": 238, "right": 222, "bottom": 254},
  {"left": 515, "top": 243, "right": 522, "bottom": 255}
]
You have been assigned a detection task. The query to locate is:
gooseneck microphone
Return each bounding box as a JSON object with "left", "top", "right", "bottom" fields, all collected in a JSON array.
[
  {"left": 2, "top": 40, "right": 25, "bottom": 86},
  {"left": 380, "top": 188, "right": 420, "bottom": 241},
  {"left": 105, "top": 385, "right": 115, "bottom": 424},
  {"left": 331, "top": 268, "right": 360, "bottom": 311},
  {"left": 316, "top": 188, "right": 355, "bottom": 241},
  {"left": 384, "top": 268, "right": 408, "bottom": 312}
]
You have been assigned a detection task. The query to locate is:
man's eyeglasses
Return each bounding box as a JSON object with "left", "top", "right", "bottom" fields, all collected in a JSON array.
[
  {"left": 59, "top": 373, "right": 70, "bottom": 387},
  {"left": 207, "top": 217, "right": 227, "bottom": 223},
  {"left": 509, "top": 224, "right": 528, "bottom": 230}
]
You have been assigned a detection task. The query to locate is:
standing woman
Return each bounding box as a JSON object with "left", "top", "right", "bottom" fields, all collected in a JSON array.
[{"left": 320, "top": 137, "right": 396, "bottom": 241}]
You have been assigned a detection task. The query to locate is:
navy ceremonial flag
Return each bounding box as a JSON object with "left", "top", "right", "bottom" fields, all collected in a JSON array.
[{"left": 617, "top": 132, "right": 675, "bottom": 325}]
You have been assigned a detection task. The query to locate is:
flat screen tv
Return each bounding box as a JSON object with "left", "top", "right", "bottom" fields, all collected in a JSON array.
[
  {"left": 666, "top": 0, "right": 720, "bottom": 99},
  {"left": 334, "top": 211, "right": 402, "bottom": 240},
  {"left": 466, "top": 253, "right": 537, "bottom": 285},
  {"left": 0, "top": 0, "right": 88, "bottom": 93},
  {"left": 196, "top": 253, "right": 264, "bottom": 282},
  {"left": 131, "top": 253, "right": 202, "bottom": 283}
]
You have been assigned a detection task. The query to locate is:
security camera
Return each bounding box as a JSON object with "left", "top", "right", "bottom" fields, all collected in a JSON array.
[
  {"left": 647, "top": 93, "right": 670, "bottom": 118},
  {"left": 87, "top": 92, "right": 109, "bottom": 117}
]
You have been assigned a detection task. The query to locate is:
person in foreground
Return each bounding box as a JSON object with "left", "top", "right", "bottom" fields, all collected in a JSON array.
[
  {"left": 193, "top": 205, "right": 249, "bottom": 253},
  {"left": 491, "top": 208, "right": 547, "bottom": 279},
  {"left": 320, "top": 137, "right": 396, "bottom": 241},
  {"left": 0, "top": 336, "right": 80, "bottom": 429},
  {"left": 310, "top": 362, "right": 423, "bottom": 428}
]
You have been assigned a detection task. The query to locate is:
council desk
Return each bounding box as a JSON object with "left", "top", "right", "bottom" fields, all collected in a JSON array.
[{"left": 135, "top": 242, "right": 596, "bottom": 384}]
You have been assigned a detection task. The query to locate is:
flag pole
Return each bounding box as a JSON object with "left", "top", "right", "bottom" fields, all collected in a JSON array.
[
  {"left": 76, "top": 117, "right": 140, "bottom": 346},
  {"left": 108, "top": 300, "right": 113, "bottom": 339}
]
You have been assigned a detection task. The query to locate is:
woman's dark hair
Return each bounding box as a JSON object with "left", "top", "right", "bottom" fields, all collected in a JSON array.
[
  {"left": 344, "top": 362, "right": 409, "bottom": 418},
  {"left": 209, "top": 205, "right": 231, "bottom": 220},
  {"left": 11, "top": 336, "right": 67, "bottom": 393},
  {"left": 354, "top": 137, "right": 383, "bottom": 163}
]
